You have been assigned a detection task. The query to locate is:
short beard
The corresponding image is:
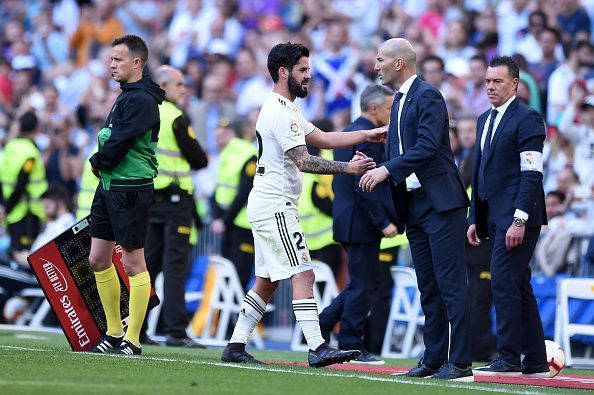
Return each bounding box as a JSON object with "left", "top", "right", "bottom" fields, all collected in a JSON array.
[{"left": 288, "top": 74, "right": 308, "bottom": 98}]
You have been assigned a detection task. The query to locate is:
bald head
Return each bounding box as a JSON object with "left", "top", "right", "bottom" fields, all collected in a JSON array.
[
  {"left": 381, "top": 38, "right": 416, "bottom": 66},
  {"left": 375, "top": 38, "right": 417, "bottom": 90},
  {"left": 154, "top": 65, "right": 185, "bottom": 105}
]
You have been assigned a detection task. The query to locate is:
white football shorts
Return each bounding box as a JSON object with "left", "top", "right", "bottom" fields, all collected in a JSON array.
[{"left": 251, "top": 210, "right": 313, "bottom": 282}]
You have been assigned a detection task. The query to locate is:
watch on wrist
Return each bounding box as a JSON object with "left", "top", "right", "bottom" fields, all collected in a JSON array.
[{"left": 513, "top": 217, "right": 527, "bottom": 227}]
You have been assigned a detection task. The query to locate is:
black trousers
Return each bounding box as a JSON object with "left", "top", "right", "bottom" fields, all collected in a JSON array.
[
  {"left": 465, "top": 238, "right": 497, "bottom": 361},
  {"left": 310, "top": 243, "right": 345, "bottom": 283},
  {"left": 406, "top": 188, "right": 471, "bottom": 366},
  {"left": 487, "top": 211, "right": 546, "bottom": 367},
  {"left": 319, "top": 240, "right": 382, "bottom": 350},
  {"left": 221, "top": 224, "right": 254, "bottom": 291},
  {"left": 144, "top": 187, "right": 194, "bottom": 338},
  {"left": 8, "top": 212, "right": 40, "bottom": 253},
  {"left": 364, "top": 246, "right": 399, "bottom": 354}
]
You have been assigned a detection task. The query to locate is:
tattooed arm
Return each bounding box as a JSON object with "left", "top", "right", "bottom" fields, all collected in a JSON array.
[{"left": 286, "top": 145, "right": 375, "bottom": 176}]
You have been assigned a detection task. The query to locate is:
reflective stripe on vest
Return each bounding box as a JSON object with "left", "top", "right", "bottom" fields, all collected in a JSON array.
[
  {"left": 380, "top": 233, "right": 409, "bottom": 250},
  {"left": 0, "top": 138, "right": 47, "bottom": 224},
  {"left": 154, "top": 101, "right": 194, "bottom": 193},
  {"left": 76, "top": 149, "right": 99, "bottom": 220},
  {"left": 298, "top": 173, "right": 334, "bottom": 251},
  {"left": 214, "top": 138, "right": 256, "bottom": 230}
]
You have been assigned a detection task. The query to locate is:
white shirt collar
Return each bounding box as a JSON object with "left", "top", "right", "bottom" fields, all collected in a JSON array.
[
  {"left": 399, "top": 74, "right": 418, "bottom": 95},
  {"left": 492, "top": 95, "right": 516, "bottom": 116}
]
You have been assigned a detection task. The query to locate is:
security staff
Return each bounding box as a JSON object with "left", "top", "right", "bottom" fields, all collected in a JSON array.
[
  {"left": 211, "top": 118, "right": 257, "bottom": 291},
  {"left": 298, "top": 144, "right": 343, "bottom": 282},
  {"left": 144, "top": 65, "right": 208, "bottom": 348},
  {"left": 76, "top": 147, "right": 99, "bottom": 220},
  {"left": 0, "top": 112, "right": 47, "bottom": 257}
]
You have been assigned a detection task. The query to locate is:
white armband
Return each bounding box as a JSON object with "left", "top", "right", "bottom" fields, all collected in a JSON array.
[{"left": 520, "top": 151, "right": 543, "bottom": 173}]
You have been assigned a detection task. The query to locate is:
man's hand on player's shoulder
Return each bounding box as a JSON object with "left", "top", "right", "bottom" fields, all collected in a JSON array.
[{"left": 364, "top": 127, "right": 387, "bottom": 143}]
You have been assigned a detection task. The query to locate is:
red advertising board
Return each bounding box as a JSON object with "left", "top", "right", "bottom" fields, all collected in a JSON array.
[{"left": 28, "top": 217, "right": 159, "bottom": 351}]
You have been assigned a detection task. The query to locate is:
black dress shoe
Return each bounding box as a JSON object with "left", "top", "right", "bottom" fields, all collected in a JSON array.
[
  {"left": 431, "top": 363, "right": 473, "bottom": 381},
  {"left": 522, "top": 364, "right": 550, "bottom": 378},
  {"left": 165, "top": 336, "right": 206, "bottom": 349},
  {"left": 398, "top": 361, "right": 439, "bottom": 377},
  {"left": 473, "top": 359, "right": 522, "bottom": 376}
]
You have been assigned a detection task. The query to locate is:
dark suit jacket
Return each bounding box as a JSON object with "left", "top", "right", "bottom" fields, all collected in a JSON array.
[
  {"left": 468, "top": 98, "right": 547, "bottom": 238},
  {"left": 384, "top": 77, "right": 469, "bottom": 222},
  {"left": 333, "top": 116, "right": 401, "bottom": 244}
]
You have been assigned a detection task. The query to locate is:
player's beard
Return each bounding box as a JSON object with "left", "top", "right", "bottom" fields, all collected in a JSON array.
[{"left": 288, "top": 73, "right": 308, "bottom": 98}]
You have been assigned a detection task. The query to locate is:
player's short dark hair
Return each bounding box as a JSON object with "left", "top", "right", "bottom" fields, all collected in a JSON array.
[
  {"left": 112, "top": 35, "right": 149, "bottom": 63},
  {"left": 360, "top": 84, "right": 393, "bottom": 112},
  {"left": 20, "top": 111, "right": 38, "bottom": 133},
  {"left": 41, "top": 184, "right": 73, "bottom": 212},
  {"left": 267, "top": 42, "right": 309, "bottom": 83},
  {"left": 489, "top": 56, "right": 520, "bottom": 80}
]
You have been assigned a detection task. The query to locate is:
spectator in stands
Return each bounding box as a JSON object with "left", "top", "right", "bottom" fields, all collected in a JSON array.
[
  {"left": 188, "top": 73, "right": 236, "bottom": 157},
  {"left": 460, "top": 55, "right": 491, "bottom": 118},
  {"left": 511, "top": 54, "right": 542, "bottom": 113},
  {"left": 437, "top": 20, "right": 476, "bottom": 73},
  {"left": 529, "top": 27, "right": 562, "bottom": 106},
  {"left": 497, "top": 0, "right": 532, "bottom": 56},
  {"left": 556, "top": 0, "right": 592, "bottom": 46},
  {"left": 558, "top": 89, "right": 594, "bottom": 190},
  {"left": 420, "top": 55, "right": 456, "bottom": 103},
  {"left": 69, "top": 1, "right": 124, "bottom": 68},
  {"left": 312, "top": 19, "right": 359, "bottom": 118},
  {"left": 547, "top": 40, "right": 594, "bottom": 125},
  {"left": 234, "top": 48, "right": 271, "bottom": 116}
]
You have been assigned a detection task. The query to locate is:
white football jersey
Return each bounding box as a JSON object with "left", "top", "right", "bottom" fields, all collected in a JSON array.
[{"left": 247, "top": 92, "right": 315, "bottom": 222}]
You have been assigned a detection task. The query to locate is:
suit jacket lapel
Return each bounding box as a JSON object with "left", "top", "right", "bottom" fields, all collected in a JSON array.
[
  {"left": 484, "top": 98, "right": 519, "bottom": 163},
  {"left": 474, "top": 111, "right": 488, "bottom": 181},
  {"left": 399, "top": 77, "right": 420, "bottom": 151}
]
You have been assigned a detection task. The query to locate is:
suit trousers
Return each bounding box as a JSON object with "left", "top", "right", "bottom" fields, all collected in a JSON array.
[
  {"left": 487, "top": 210, "right": 546, "bottom": 367},
  {"left": 144, "top": 188, "right": 193, "bottom": 338},
  {"left": 319, "top": 240, "right": 381, "bottom": 350},
  {"left": 406, "top": 188, "right": 471, "bottom": 366},
  {"left": 465, "top": 239, "right": 497, "bottom": 361}
]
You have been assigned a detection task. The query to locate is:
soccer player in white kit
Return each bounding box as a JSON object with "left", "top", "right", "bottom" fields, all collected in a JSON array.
[{"left": 221, "top": 43, "right": 387, "bottom": 368}]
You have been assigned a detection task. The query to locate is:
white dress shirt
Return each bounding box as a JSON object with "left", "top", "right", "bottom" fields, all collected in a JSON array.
[
  {"left": 480, "top": 95, "right": 529, "bottom": 220},
  {"left": 397, "top": 74, "right": 422, "bottom": 191}
]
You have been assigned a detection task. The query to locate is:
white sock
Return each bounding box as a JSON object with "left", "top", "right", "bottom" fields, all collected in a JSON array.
[
  {"left": 229, "top": 290, "right": 266, "bottom": 344},
  {"left": 292, "top": 298, "right": 325, "bottom": 351}
]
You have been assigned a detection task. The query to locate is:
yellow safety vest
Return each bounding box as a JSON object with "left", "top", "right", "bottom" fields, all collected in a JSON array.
[
  {"left": 0, "top": 138, "right": 47, "bottom": 224},
  {"left": 76, "top": 148, "right": 99, "bottom": 220},
  {"left": 154, "top": 101, "right": 194, "bottom": 193},
  {"left": 214, "top": 138, "right": 256, "bottom": 230},
  {"left": 380, "top": 232, "right": 409, "bottom": 250},
  {"left": 298, "top": 172, "right": 334, "bottom": 251}
]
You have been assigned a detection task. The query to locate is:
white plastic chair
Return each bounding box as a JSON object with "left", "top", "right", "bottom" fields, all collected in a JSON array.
[
  {"left": 381, "top": 266, "right": 425, "bottom": 359},
  {"left": 290, "top": 260, "right": 339, "bottom": 351},
  {"left": 554, "top": 277, "right": 594, "bottom": 367}
]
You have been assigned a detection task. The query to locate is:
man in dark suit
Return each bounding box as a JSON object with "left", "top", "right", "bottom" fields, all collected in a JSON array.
[
  {"left": 360, "top": 38, "right": 472, "bottom": 380},
  {"left": 468, "top": 56, "right": 549, "bottom": 377},
  {"left": 319, "top": 84, "right": 400, "bottom": 364}
]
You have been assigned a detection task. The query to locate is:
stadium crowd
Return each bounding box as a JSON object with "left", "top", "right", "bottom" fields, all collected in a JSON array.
[{"left": 0, "top": 0, "right": 592, "bottom": 333}]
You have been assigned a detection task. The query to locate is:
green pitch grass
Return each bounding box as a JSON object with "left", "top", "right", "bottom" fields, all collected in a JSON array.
[{"left": 0, "top": 328, "right": 592, "bottom": 395}]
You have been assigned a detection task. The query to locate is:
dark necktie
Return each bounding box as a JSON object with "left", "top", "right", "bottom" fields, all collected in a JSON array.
[
  {"left": 388, "top": 91, "right": 404, "bottom": 160},
  {"left": 477, "top": 108, "right": 498, "bottom": 201}
]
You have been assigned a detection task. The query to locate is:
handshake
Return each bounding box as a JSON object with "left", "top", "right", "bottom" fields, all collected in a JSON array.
[{"left": 351, "top": 151, "right": 390, "bottom": 192}]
